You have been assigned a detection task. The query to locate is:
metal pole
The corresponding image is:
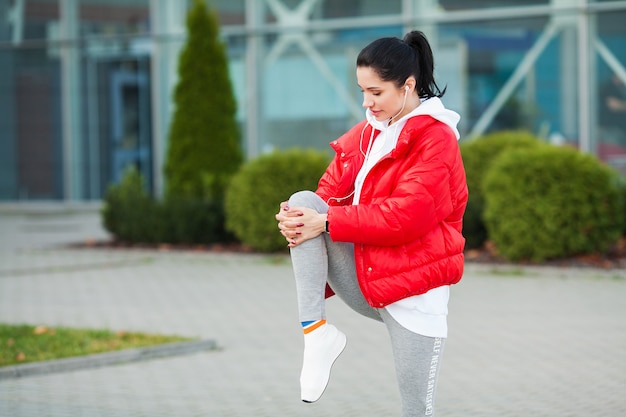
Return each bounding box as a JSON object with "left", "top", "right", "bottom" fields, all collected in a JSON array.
[
  {"left": 149, "top": 0, "right": 186, "bottom": 196},
  {"left": 9, "top": 0, "right": 24, "bottom": 45},
  {"left": 595, "top": 38, "right": 626, "bottom": 85},
  {"left": 577, "top": 0, "right": 592, "bottom": 153},
  {"left": 245, "top": 0, "right": 263, "bottom": 159},
  {"left": 60, "top": 0, "right": 80, "bottom": 199}
]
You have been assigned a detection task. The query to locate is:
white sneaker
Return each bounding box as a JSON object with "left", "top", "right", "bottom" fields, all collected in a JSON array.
[{"left": 300, "top": 323, "right": 347, "bottom": 403}]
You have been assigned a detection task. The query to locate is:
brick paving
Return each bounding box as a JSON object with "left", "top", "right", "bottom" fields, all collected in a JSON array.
[{"left": 0, "top": 205, "right": 625, "bottom": 416}]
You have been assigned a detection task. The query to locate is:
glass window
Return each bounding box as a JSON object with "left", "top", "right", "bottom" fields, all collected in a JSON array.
[
  {"left": 594, "top": 9, "right": 626, "bottom": 174},
  {"left": 255, "top": 26, "right": 403, "bottom": 154},
  {"left": 0, "top": 46, "right": 63, "bottom": 199},
  {"left": 212, "top": 0, "right": 245, "bottom": 25},
  {"left": 79, "top": 0, "right": 150, "bottom": 37},
  {"left": 7, "top": 0, "right": 60, "bottom": 43},
  {"left": 0, "top": 2, "right": 11, "bottom": 43},
  {"left": 0, "top": 0, "right": 64, "bottom": 200},
  {"left": 0, "top": 0, "right": 156, "bottom": 200},
  {"left": 441, "top": 15, "right": 577, "bottom": 143},
  {"left": 78, "top": 0, "right": 154, "bottom": 197}
]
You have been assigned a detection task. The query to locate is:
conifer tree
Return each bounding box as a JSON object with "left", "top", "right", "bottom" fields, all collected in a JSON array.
[{"left": 164, "top": 0, "right": 242, "bottom": 201}]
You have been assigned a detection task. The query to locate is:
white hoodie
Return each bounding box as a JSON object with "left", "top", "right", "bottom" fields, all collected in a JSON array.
[
  {"left": 355, "top": 96, "right": 461, "bottom": 338},
  {"left": 367, "top": 95, "right": 461, "bottom": 139}
]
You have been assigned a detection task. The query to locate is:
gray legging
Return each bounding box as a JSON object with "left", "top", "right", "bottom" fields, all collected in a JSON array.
[{"left": 288, "top": 190, "right": 446, "bottom": 417}]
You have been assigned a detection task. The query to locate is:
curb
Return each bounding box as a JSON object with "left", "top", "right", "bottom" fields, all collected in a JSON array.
[
  {"left": 0, "top": 339, "right": 218, "bottom": 380},
  {"left": 0, "top": 202, "right": 103, "bottom": 215}
]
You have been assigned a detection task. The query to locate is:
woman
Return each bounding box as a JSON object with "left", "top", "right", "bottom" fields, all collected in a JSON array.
[{"left": 276, "top": 30, "right": 467, "bottom": 417}]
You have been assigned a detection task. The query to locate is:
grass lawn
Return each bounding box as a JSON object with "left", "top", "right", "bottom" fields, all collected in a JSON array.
[{"left": 0, "top": 323, "right": 193, "bottom": 367}]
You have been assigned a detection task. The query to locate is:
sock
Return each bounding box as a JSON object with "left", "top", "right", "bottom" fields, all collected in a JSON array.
[{"left": 301, "top": 319, "right": 326, "bottom": 334}]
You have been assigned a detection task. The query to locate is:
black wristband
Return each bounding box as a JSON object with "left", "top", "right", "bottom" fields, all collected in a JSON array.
[{"left": 325, "top": 220, "right": 329, "bottom": 233}]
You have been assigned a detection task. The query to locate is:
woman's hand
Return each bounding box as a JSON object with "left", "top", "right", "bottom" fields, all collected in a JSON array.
[{"left": 275, "top": 201, "right": 327, "bottom": 248}]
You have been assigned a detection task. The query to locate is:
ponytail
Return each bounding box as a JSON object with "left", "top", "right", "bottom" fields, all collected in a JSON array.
[
  {"left": 403, "top": 31, "right": 446, "bottom": 98},
  {"left": 356, "top": 30, "right": 445, "bottom": 99}
]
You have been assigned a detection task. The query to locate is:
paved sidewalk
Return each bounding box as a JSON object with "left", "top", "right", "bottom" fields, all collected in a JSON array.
[{"left": 0, "top": 205, "right": 625, "bottom": 416}]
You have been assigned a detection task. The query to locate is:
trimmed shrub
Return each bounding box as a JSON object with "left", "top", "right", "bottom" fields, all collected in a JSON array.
[
  {"left": 460, "top": 130, "right": 543, "bottom": 249},
  {"left": 225, "top": 148, "right": 331, "bottom": 252},
  {"left": 158, "top": 197, "right": 232, "bottom": 245},
  {"left": 164, "top": 0, "right": 242, "bottom": 201},
  {"left": 483, "top": 145, "right": 624, "bottom": 262},
  {"left": 102, "top": 168, "right": 232, "bottom": 245},
  {"left": 102, "top": 167, "right": 160, "bottom": 243}
]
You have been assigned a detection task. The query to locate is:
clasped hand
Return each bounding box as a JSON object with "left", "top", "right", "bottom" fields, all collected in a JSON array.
[{"left": 275, "top": 201, "right": 326, "bottom": 248}]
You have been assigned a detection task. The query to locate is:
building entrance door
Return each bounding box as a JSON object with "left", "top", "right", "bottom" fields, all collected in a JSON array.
[{"left": 86, "top": 56, "right": 153, "bottom": 197}]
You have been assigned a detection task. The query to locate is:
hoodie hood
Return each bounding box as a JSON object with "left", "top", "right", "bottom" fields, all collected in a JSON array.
[{"left": 365, "top": 97, "right": 461, "bottom": 141}]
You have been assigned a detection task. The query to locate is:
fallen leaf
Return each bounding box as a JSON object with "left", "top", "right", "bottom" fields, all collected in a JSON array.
[
  {"left": 33, "top": 325, "right": 48, "bottom": 335},
  {"left": 16, "top": 352, "right": 26, "bottom": 361},
  {"left": 7, "top": 338, "right": 14, "bottom": 346}
]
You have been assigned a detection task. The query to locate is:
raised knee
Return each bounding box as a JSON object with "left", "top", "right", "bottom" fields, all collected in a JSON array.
[{"left": 288, "top": 190, "right": 318, "bottom": 207}]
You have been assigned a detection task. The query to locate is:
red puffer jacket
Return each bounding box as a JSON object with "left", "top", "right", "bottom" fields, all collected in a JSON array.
[{"left": 317, "top": 115, "right": 468, "bottom": 308}]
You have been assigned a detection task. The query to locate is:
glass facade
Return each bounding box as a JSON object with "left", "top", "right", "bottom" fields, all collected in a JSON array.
[{"left": 1, "top": 0, "right": 625, "bottom": 201}]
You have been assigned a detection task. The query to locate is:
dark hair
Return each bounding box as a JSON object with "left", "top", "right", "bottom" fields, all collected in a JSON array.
[{"left": 356, "top": 31, "right": 446, "bottom": 98}]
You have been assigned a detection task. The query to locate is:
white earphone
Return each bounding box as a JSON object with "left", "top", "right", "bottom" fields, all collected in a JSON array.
[{"left": 389, "top": 86, "right": 410, "bottom": 123}]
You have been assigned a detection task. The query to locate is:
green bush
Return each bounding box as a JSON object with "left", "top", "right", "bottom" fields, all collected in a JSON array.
[
  {"left": 225, "top": 148, "right": 331, "bottom": 252},
  {"left": 102, "top": 168, "right": 232, "bottom": 245},
  {"left": 460, "top": 130, "right": 543, "bottom": 249},
  {"left": 164, "top": 0, "right": 242, "bottom": 201},
  {"left": 158, "top": 197, "right": 233, "bottom": 245},
  {"left": 483, "top": 145, "right": 624, "bottom": 262},
  {"left": 102, "top": 167, "right": 160, "bottom": 243}
]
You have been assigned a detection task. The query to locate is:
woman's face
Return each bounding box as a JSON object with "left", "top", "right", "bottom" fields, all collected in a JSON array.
[{"left": 357, "top": 66, "right": 408, "bottom": 122}]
